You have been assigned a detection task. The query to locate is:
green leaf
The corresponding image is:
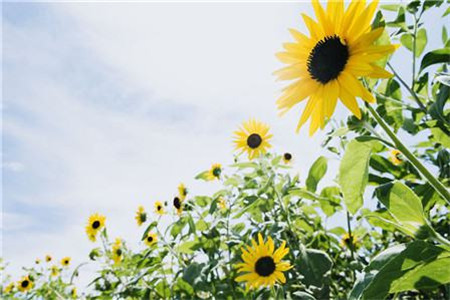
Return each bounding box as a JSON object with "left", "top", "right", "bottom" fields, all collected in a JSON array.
[
  {"left": 339, "top": 140, "right": 373, "bottom": 214},
  {"left": 431, "top": 127, "right": 450, "bottom": 148},
  {"left": 363, "top": 241, "right": 450, "bottom": 299},
  {"left": 419, "top": 48, "right": 450, "bottom": 73},
  {"left": 306, "top": 156, "right": 328, "bottom": 193},
  {"left": 380, "top": 4, "right": 401, "bottom": 11},
  {"left": 415, "top": 28, "right": 427, "bottom": 57},
  {"left": 194, "top": 170, "right": 209, "bottom": 181},
  {"left": 442, "top": 26, "right": 448, "bottom": 45},
  {"left": 375, "top": 182, "right": 430, "bottom": 238},
  {"left": 443, "top": 6, "right": 450, "bottom": 17},
  {"left": 319, "top": 186, "right": 342, "bottom": 217},
  {"left": 177, "top": 240, "right": 198, "bottom": 254},
  {"left": 400, "top": 33, "right": 413, "bottom": 51},
  {"left": 297, "top": 246, "right": 333, "bottom": 288}
]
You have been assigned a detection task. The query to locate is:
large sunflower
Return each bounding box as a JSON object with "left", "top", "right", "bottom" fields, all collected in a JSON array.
[
  {"left": 135, "top": 205, "right": 147, "bottom": 226},
  {"left": 61, "top": 257, "right": 71, "bottom": 267},
  {"left": 234, "top": 119, "right": 273, "bottom": 160},
  {"left": 112, "top": 238, "right": 123, "bottom": 265},
  {"left": 17, "top": 276, "right": 33, "bottom": 293},
  {"left": 85, "top": 213, "right": 106, "bottom": 242},
  {"left": 144, "top": 232, "right": 158, "bottom": 247},
  {"left": 235, "top": 233, "right": 292, "bottom": 290},
  {"left": 275, "top": 0, "right": 398, "bottom": 135}
]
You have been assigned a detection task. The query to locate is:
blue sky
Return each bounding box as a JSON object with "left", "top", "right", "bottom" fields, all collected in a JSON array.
[{"left": 2, "top": 0, "right": 448, "bottom": 288}]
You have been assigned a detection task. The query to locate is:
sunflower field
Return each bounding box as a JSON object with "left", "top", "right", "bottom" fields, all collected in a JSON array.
[{"left": 2, "top": 0, "right": 450, "bottom": 299}]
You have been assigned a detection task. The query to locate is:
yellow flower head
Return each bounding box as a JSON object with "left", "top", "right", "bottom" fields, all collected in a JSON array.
[
  {"left": 61, "top": 257, "right": 71, "bottom": 267},
  {"left": 206, "top": 163, "right": 222, "bottom": 181},
  {"left": 45, "top": 255, "right": 52, "bottom": 262},
  {"left": 85, "top": 213, "right": 106, "bottom": 242},
  {"left": 71, "top": 287, "right": 77, "bottom": 298},
  {"left": 51, "top": 265, "right": 60, "bottom": 277},
  {"left": 35, "top": 258, "right": 41, "bottom": 264},
  {"left": 154, "top": 201, "right": 165, "bottom": 215},
  {"left": 283, "top": 152, "right": 293, "bottom": 164},
  {"left": 218, "top": 197, "right": 227, "bottom": 210},
  {"left": 17, "top": 276, "right": 33, "bottom": 293},
  {"left": 275, "top": 0, "right": 398, "bottom": 135},
  {"left": 3, "top": 282, "right": 15, "bottom": 294},
  {"left": 341, "top": 232, "right": 360, "bottom": 249},
  {"left": 389, "top": 149, "right": 403, "bottom": 166},
  {"left": 173, "top": 196, "right": 183, "bottom": 215},
  {"left": 233, "top": 119, "right": 273, "bottom": 160},
  {"left": 178, "top": 183, "right": 188, "bottom": 201},
  {"left": 112, "top": 238, "right": 123, "bottom": 265},
  {"left": 135, "top": 205, "right": 147, "bottom": 226},
  {"left": 235, "top": 233, "right": 292, "bottom": 290},
  {"left": 144, "top": 232, "right": 157, "bottom": 247}
]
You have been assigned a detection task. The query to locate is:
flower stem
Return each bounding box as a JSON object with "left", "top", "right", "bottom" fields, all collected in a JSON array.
[{"left": 366, "top": 104, "right": 450, "bottom": 204}]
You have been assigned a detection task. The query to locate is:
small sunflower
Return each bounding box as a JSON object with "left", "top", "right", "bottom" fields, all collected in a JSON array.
[
  {"left": 112, "top": 238, "right": 123, "bottom": 265},
  {"left": 61, "top": 256, "right": 71, "bottom": 267},
  {"left": 154, "top": 201, "right": 165, "bottom": 215},
  {"left": 17, "top": 276, "right": 33, "bottom": 293},
  {"left": 85, "top": 213, "right": 106, "bottom": 242},
  {"left": 275, "top": 0, "right": 398, "bottom": 135},
  {"left": 218, "top": 197, "right": 227, "bottom": 210},
  {"left": 389, "top": 149, "right": 403, "bottom": 166},
  {"left": 283, "top": 153, "right": 293, "bottom": 164},
  {"left": 70, "top": 287, "right": 77, "bottom": 298},
  {"left": 178, "top": 183, "right": 188, "bottom": 201},
  {"left": 235, "top": 233, "right": 292, "bottom": 290},
  {"left": 173, "top": 196, "right": 183, "bottom": 215},
  {"left": 144, "top": 232, "right": 157, "bottom": 247},
  {"left": 135, "top": 205, "right": 147, "bottom": 226},
  {"left": 45, "top": 255, "right": 52, "bottom": 262},
  {"left": 206, "top": 163, "right": 222, "bottom": 181},
  {"left": 3, "top": 282, "right": 15, "bottom": 294},
  {"left": 35, "top": 258, "right": 41, "bottom": 264},
  {"left": 341, "top": 232, "right": 360, "bottom": 249},
  {"left": 51, "top": 265, "right": 60, "bottom": 277},
  {"left": 233, "top": 119, "right": 273, "bottom": 160}
]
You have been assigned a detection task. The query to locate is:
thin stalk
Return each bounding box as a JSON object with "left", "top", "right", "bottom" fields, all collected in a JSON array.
[
  {"left": 346, "top": 211, "right": 356, "bottom": 283},
  {"left": 387, "top": 62, "right": 427, "bottom": 112},
  {"left": 366, "top": 104, "right": 450, "bottom": 204},
  {"left": 412, "top": 13, "right": 418, "bottom": 87}
]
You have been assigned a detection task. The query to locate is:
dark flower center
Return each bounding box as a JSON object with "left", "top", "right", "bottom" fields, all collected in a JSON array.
[
  {"left": 213, "top": 167, "right": 221, "bottom": 177},
  {"left": 395, "top": 152, "right": 402, "bottom": 161},
  {"left": 173, "top": 197, "right": 181, "bottom": 209},
  {"left": 92, "top": 220, "right": 100, "bottom": 229},
  {"left": 284, "top": 153, "right": 292, "bottom": 161},
  {"left": 157, "top": 205, "right": 162, "bottom": 211},
  {"left": 64, "top": 260, "right": 69, "bottom": 264},
  {"left": 140, "top": 213, "right": 147, "bottom": 223},
  {"left": 116, "top": 249, "right": 122, "bottom": 256},
  {"left": 247, "top": 133, "right": 262, "bottom": 149},
  {"left": 255, "top": 256, "right": 276, "bottom": 277},
  {"left": 21, "top": 280, "right": 29, "bottom": 288},
  {"left": 307, "top": 35, "right": 349, "bottom": 84},
  {"left": 147, "top": 236, "right": 153, "bottom": 243}
]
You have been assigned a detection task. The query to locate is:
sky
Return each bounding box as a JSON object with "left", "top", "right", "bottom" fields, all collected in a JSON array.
[{"left": 2, "top": 0, "right": 447, "bottom": 289}]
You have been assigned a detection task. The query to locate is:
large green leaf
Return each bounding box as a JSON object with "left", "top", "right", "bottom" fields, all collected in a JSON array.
[
  {"left": 339, "top": 140, "right": 373, "bottom": 214},
  {"left": 306, "top": 156, "right": 328, "bottom": 193},
  {"left": 297, "top": 246, "right": 333, "bottom": 288},
  {"left": 376, "top": 181, "right": 431, "bottom": 238},
  {"left": 363, "top": 241, "right": 450, "bottom": 299},
  {"left": 419, "top": 48, "right": 450, "bottom": 73}
]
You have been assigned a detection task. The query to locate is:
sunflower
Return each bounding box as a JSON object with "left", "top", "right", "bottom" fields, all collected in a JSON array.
[
  {"left": 275, "top": 0, "right": 398, "bottom": 135},
  {"left": 283, "top": 152, "right": 293, "bottom": 164},
  {"left": 70, "top": 287, "right": 77, "bottom": 298},
  {"left": 17, "top": 276, "right": 33, "bottom": 293},
  {"left": 341, "top": 232, "right": 360, "bottom": 249},
  {"left": 218, "top": 197, "right": 227, "bottom": 210},
  {"left": 112, "top": 238, "right": 123, "bottom": 265},
  {"left": 389, "top": 149, "right": 403, "bottom": 166},
  {"left": 173, "top": 196, "right": 183, "bottom": 215},
  {"left": 45, "top": 255, "right": 52, "bottom": 262},
  {"left": 61, "top": 256, "right": 71, "bottom": 267},
  {"left": 35, "top": 258, "right": 41, "bottom": 264},
  {"left": 154, "top": 201, "right": 165, "bottom": 215},
  {"left": 3, "top": 282, "right": 14, "bottom": 294},
  {"left": 51, "top": 265, "right": 60, "bottom": 277},
  {"left": 85, "top": 213, "right": 106, "bottom": 242},
  {"left": 233, "top": 119, "right": 273, "bottom": 160},
  {"left": 206, "top": 163, "right": 222, "bottom": 181},
  {"left": 135, "top": 205, "right": 147, "bottom": 226},
  {"left": 235, "top": 233, "right": 292, "bottom": 290},
  {"left": 178, "top": 183, "right": 188, "bottom": 201},
  {"left": 144, "top": 232, "right": 158, "bottom": 247}
]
